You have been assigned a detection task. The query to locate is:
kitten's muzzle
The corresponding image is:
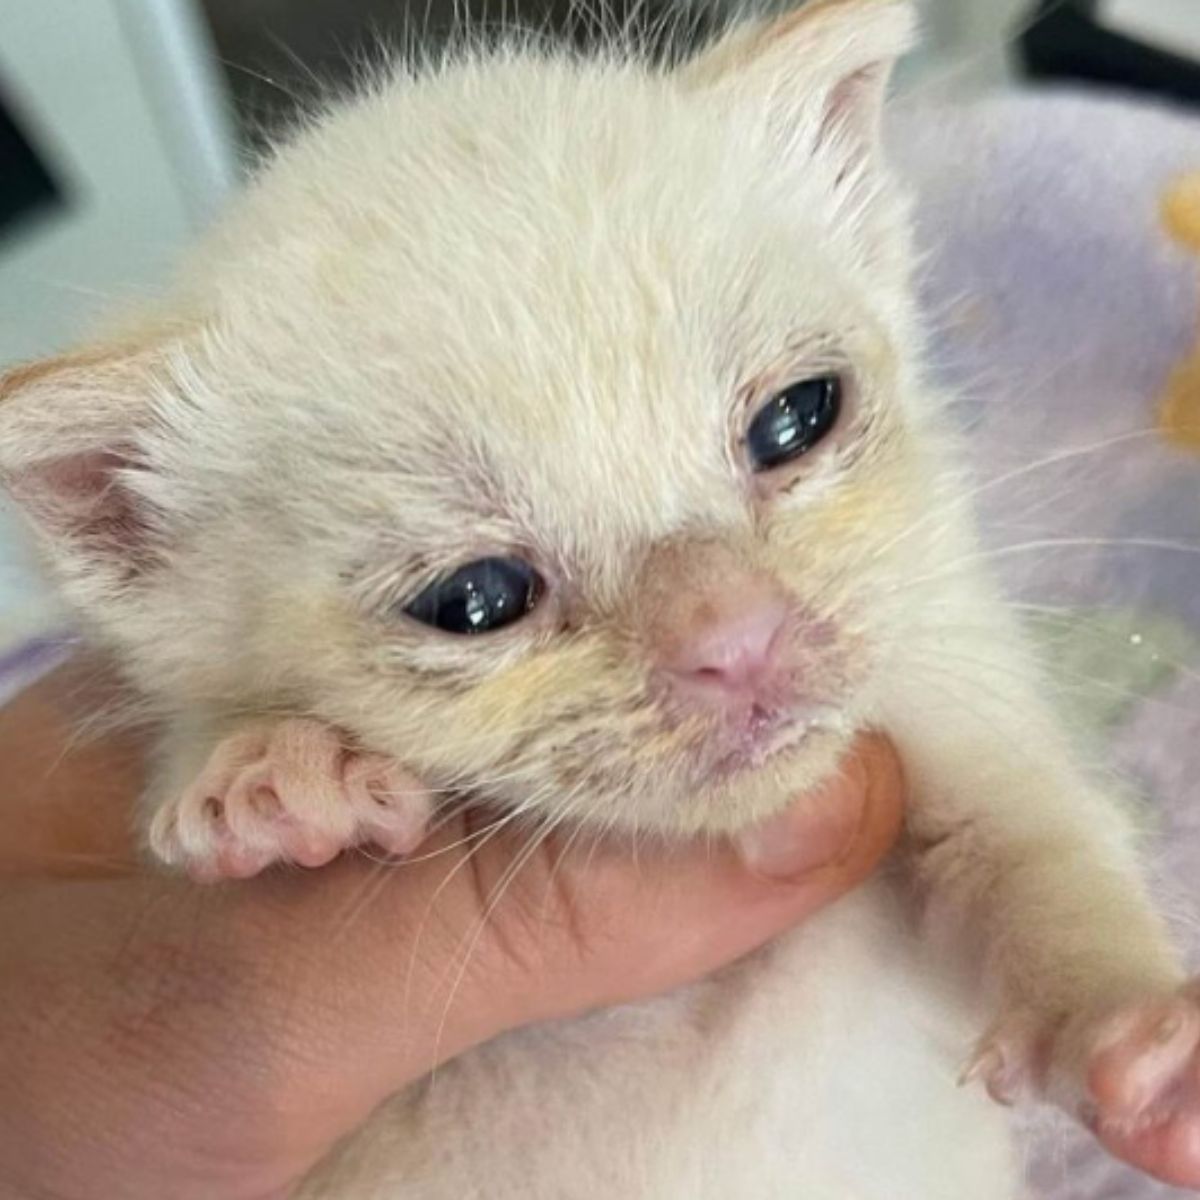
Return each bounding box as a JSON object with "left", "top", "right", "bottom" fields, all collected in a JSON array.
[
  {"left": 655, "top": 589, "right": 789, "bottom": 709},
  {"left": 638, "top": 541, "right": 833, "bottom": 761}
]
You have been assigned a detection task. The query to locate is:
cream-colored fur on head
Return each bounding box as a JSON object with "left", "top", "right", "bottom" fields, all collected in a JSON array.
[
  {"left": 3, "top": 2, "right": 1197, "bottom": 1195},
  {"left": 1, "top": 0, "right": 922, "bottom": 840}
]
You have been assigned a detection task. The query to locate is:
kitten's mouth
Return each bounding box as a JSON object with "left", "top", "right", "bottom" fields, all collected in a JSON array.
[{"left": 703, "top": 703, "right": 838, "bottom": 782}]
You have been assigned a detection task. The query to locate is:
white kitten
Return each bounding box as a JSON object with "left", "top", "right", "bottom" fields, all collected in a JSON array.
[{"left": 2, "top": 1, "right": 1198, "bottom": 1193}]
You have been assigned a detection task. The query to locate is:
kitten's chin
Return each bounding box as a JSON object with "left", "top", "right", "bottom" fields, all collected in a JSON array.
[
  {"left": 668, "top": 721, "right": 855, "bottom": 838},
  {"left": 703, "top": 704, "right": 842, "bottom": 784}
]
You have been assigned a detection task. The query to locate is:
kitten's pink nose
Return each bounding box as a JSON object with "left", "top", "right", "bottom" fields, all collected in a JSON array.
[
  {"left": 666, "top": 600, "right": 787, "bottom": 687},
  {"left": 637, "top": 540, "right": 797, "bottom": 718},
  {"left": 656, "top": 591, "right": 790, "bottom": 709}
]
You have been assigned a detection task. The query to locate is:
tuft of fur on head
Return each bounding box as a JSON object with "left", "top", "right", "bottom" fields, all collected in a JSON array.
[{"left": 0, "top": 0, "right": 957, "bottom": 839}]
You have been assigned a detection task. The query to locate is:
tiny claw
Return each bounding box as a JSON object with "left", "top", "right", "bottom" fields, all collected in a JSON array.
[
  {"left": 960, "top": 1042, "right": 1025, "bottom": 1106},
  {"left": 959, "top": 1046, "right": 1003, "bottom": 1089}
]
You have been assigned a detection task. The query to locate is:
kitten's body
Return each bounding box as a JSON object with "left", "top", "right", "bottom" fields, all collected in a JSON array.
[
  {"left": 302, "top": 884, "right": 1016, "bottom": 1199},
  {"left": 3, "top": 2, "right": 1199, "bottom": 1195}
]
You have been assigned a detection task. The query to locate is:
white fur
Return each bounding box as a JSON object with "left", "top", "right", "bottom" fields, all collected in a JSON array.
[
  {"left": 300, "top": 883, "right": 1015, "bottom": 1199},
  {"left": 0, "top": 1, "right": 1185, "bottom": 1195}
]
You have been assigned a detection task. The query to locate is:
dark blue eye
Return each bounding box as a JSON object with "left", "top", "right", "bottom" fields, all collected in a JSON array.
[
  {"left": 403, "top": 557, "right": 543, "bottom": 634},
  {"left": 746, "top": 376, "right": 842, "bottom": 472}
]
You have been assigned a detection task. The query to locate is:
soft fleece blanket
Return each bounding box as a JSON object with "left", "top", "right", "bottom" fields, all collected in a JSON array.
[{"left": 894, "top": 88, "right": 1200, "bottom": 1199}]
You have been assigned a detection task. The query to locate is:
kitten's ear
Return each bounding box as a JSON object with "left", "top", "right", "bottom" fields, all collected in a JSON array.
[
  {"left": 0, "top": 331, "right": 181, "bottom": 585},
  {"left": 681, "top": 0, "right": 916, "bottom": 185}
]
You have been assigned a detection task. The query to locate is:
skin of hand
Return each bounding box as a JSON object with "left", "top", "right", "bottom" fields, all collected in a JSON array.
[{"left": 0, "top": 663, "right": 905, "bottom": 1200}]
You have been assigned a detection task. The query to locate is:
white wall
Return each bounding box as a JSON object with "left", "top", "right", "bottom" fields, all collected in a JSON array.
[
  {"left": 905, "top": 0, "right": 1027, "bottom": 89},
  {"left": 1103, "top": 0, "right": 1200, "bottom": 60},
  {"left": 0, "top": 0, "right": 237, "bottom": 365},
  {"left": 0, "top": 0, "right": 238, "bottom": 651}
]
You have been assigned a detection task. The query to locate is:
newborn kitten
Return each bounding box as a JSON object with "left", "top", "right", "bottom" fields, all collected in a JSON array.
[{"left": 2, "top": 0, "right": 1198, "bottom": 1193}]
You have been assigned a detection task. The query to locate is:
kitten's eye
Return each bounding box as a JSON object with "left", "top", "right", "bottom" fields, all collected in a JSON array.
[
  {"left": 403, "top": 557, "right": 543, "bottom": 635},
  {"left": 746, "top": 376, "right": 842, "bottom": 472}
]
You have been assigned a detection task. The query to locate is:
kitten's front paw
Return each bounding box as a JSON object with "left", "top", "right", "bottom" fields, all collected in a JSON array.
[
  {"left": 148, "top": 719, "right": 432, "bottom": 881},
  {"left": 966, "top": 985, "right": 1200, "bottom": 1188}
]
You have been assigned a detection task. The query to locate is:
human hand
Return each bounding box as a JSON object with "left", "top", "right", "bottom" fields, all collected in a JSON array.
[{"left": 0, "top": 666, "right": 904, "bottom": 1200}]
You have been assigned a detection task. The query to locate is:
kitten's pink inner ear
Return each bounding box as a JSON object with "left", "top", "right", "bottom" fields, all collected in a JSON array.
[
  {"left": 11, "top": 447, "right": 154, "bottom": 560},
  {"left": 818, "top": 64, "right": 890, "bottom": 187},
  {"left": 821, "top": 64, "right": 885, "bottom": 148},
  {"left": 0, "top": 340, "right": 173, "bottom": 573},
  {"left": 680, "top": 0, "right": 915, "bottom": 162}
]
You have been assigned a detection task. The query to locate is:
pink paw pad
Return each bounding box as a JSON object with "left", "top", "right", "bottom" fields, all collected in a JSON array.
[{"left": 148, "top": 720, "right": 431, "bottom": 881}]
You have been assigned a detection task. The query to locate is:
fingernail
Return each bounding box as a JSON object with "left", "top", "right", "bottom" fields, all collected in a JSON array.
[{"left": 736, "top": 775, "right": 865, "bottom": 881}]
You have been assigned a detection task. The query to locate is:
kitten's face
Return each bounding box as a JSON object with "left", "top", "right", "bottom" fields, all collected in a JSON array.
[{"left": 2, "top": 1, "right": 936, "bottom": 837}]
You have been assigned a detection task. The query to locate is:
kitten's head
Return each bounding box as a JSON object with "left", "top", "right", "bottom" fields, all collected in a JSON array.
[{"left": 0, "top": 0, "right": 943, "bottom": 837}]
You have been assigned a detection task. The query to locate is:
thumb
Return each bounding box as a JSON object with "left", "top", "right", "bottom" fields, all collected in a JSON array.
[
  {"left": 274, "top": 735, "right": 903, "bottom": 1107},
  {"left": 462, "top": 731, "right": 906, "bottom": 1030}
]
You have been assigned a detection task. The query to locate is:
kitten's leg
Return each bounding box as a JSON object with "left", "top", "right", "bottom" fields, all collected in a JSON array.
[
  {"left": 144, "top": 716, "right": 432, "bottom": 881},
  {"left": 885, "top": 600, "right": 1200, "bottom": 1186}
]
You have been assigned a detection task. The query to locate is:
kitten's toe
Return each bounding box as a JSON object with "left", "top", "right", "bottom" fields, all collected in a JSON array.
[
  {"left": 343, "top": 754, "right": 433, "bottom": 857},
  {"left": 1083, "top": 990, "right": 1200, "bottom": 1123},
  {"left": 1078, "top": 985, "right": 1200, "bottom": 1188},
  {"left": 223, "top": 764, "right": 350, "bottom": 870},
  {"left": 223, "top": 737, "right": 357, "bottom": 868},
  {"left": 149, "top": 799, "right": 277, "bottom": 883},
  {"left": 147, "top": 728, "right": 268, "bottom": 876}
]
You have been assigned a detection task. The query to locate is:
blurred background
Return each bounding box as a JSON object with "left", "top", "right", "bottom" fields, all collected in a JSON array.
[{"left": 0, "top": 0, "right": 1197, "bottom": 653}]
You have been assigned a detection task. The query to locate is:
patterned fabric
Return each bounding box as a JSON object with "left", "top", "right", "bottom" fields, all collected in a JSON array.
[{"left": 0, "top": 84, "right": 1197, "bottom": 1198}]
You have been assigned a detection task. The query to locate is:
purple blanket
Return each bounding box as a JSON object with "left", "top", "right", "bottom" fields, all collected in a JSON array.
[{"left": 894, "top": 88, "right": 1200, "bottom": 1198}]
